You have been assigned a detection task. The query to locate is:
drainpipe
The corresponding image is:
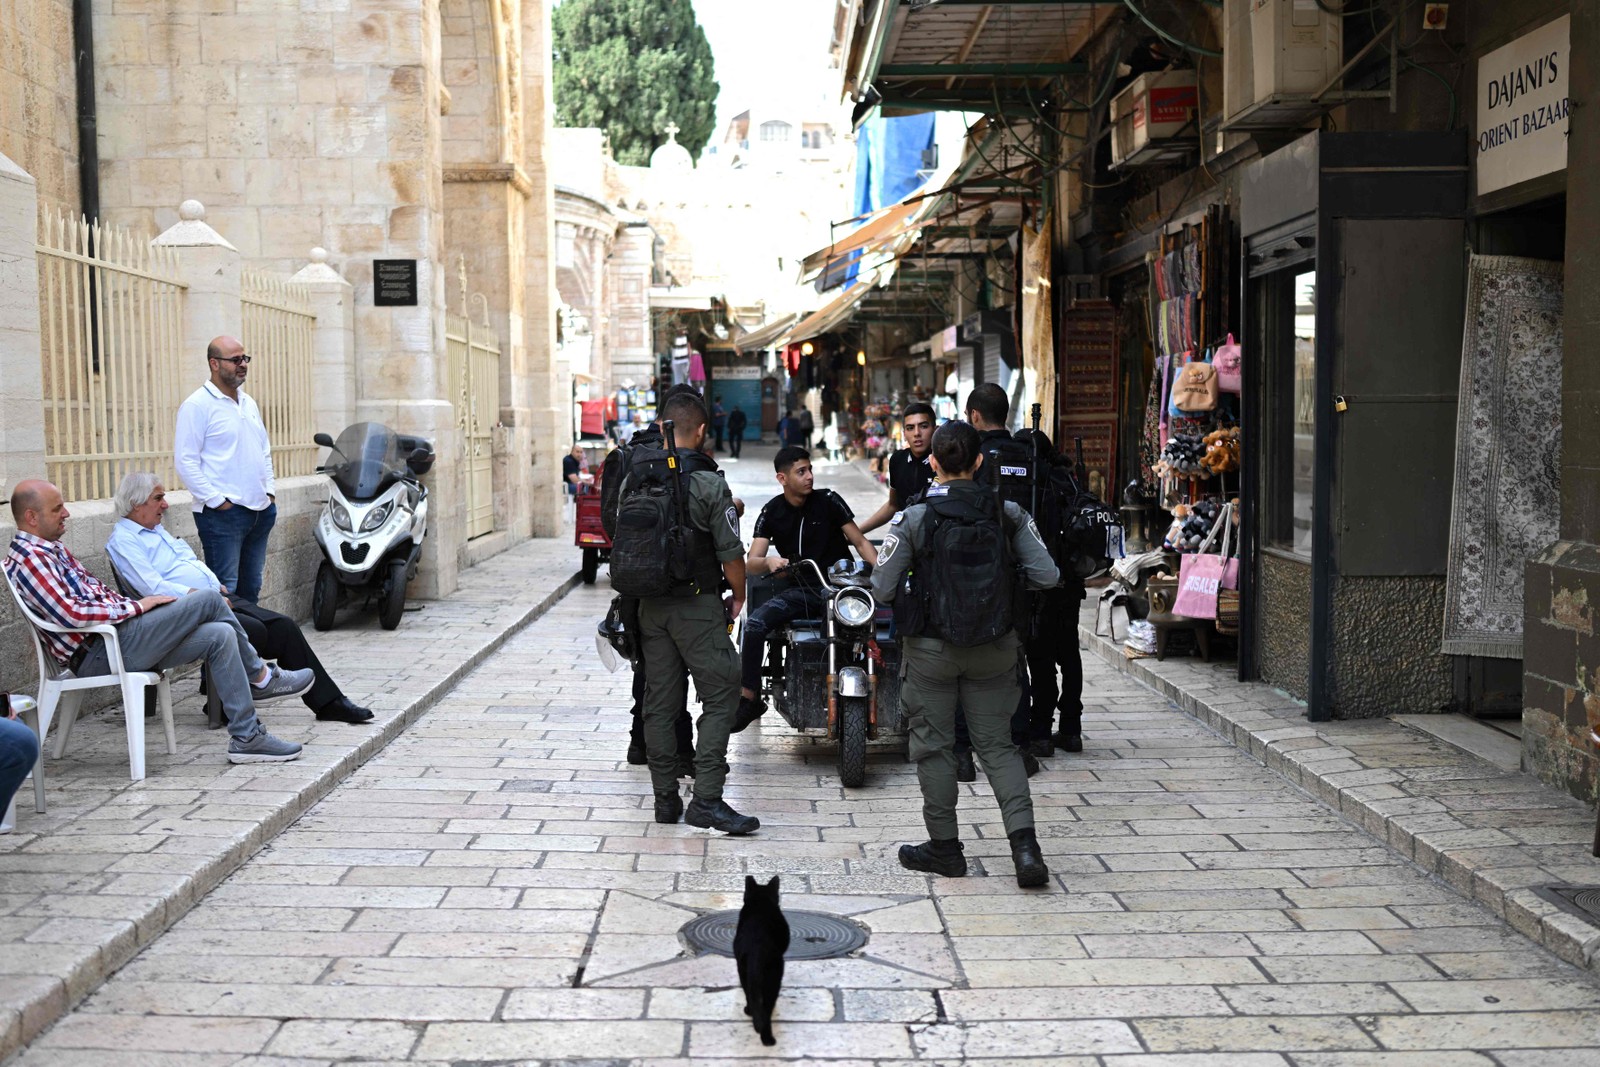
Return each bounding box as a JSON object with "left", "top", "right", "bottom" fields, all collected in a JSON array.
[{"left": 73, "top": 0, "right": 99, "bottom": 224}]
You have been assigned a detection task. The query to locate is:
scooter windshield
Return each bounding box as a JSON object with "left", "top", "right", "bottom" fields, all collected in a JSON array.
[{"left": 326, "top": 423, "right": 406, "bottom": 500}]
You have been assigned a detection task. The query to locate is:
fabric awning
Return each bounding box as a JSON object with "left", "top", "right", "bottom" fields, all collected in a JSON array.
[
  {"left": 789, "top": 272, "right": 881, "bottom": 344},
  {"left": 733, "top": 313, "right": 802, "bottom": 353},
  {"left": 800, "top": 199, "right": 928, "bottom": 279}
]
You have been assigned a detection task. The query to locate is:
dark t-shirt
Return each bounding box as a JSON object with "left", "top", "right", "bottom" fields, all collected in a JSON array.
[
  {"left": 753, "top": 489, "right": 856, "bottom": 571},
  {"left": 561, "top": 453, "right": 581, "bottom": 488},
  {"left": 888, "top": 448, "right": 934, "bottom": 507}
]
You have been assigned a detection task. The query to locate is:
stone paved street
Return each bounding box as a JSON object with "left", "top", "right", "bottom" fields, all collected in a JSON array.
[{"left": 11, "top": 568, "right": 1600, "bottom": 1065}]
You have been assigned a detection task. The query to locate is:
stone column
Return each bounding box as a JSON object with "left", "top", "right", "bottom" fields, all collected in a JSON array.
[
  {"left": 290, "top": 248, "right": 357, "bottom": 444},
  {"left": 151, "top": 200, "right": 243, "bottom": 375},
  {"left": 1522, "top": 0, "right": 1600, "bottom": 804},
  {"left": 0, "top": 151, "right": 45, "bottom": 500},
  {"left": 521, "top": 0, "right": 568, "bottom": 537}
]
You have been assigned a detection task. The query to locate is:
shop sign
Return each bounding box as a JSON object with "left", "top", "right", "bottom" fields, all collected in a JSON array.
[
  {"left": 1476, "top": 15, "right": 1570, "bottom": 196},
  {"left": 716, "top": 366, "right": 762, "bottom": 380}
]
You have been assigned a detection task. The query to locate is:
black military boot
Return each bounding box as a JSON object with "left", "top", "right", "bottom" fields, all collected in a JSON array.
[
  {"left": 1051, "top": 730, "right": 1083, "bottom": 753},
  {"left": 654, "top": 790, "right": 684, "bottom": 824},
  {"left": 955, "top": 749, "right": 977, "bottom": 783},
  {"left": 1019, "top": 747, "right": 1041, "bottom": 779},
  {"left": 898, "top": 838, "right": 967, "bottom": 878},
  {"left": 731, "top": 695, "right": 767, "bottom": 733},
  {"left": 685, "top": 797, "right": 760, "bottom": 835},
  {"left": 626, "top": 742, "right": 648, "bottom": 765},
  {"left": 1009, "top": 827, "right": 1049, "bottom": 888}
]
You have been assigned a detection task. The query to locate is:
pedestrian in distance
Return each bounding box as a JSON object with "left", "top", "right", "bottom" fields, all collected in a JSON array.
[
  {"left": 712, "top": 396, "right": 727, "bottom": 453},
  {"left": 609, "top": 391, "right": 760, "bottom": 835},
  {"left": 4, "top": 480, "right": 312, "bottom": 765},
  {"left": 727, "top": 405, "right": 748, "bottom": 459},
  {"left": 859, "top": 401, "right": 937, "bottom": 532},
  {"left": 175, "top": 336, "right": 278, "bottom": 605},
  {"left": 871, "top": 421, "right": 1060, "bottom": 888}
]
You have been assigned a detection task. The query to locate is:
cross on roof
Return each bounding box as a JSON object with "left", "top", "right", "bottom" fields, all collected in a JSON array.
[{"left": 663, "top": 122, "right": 680, "bottom": 141}]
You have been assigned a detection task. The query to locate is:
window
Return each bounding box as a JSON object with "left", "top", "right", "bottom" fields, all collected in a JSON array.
[
  {"left": 1258, "top": 265, "right": 1317, "bottom": 558},
  {"left": 759, "top": 121, "right": 792, "bottom": 143}
]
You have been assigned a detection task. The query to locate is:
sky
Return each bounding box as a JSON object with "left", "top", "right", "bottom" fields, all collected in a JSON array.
[{"left": 689, "top": 0, "right": 845, "bottom": 129}]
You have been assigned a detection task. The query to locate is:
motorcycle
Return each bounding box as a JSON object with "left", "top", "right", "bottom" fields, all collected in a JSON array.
[
  {"left": 310, "top": 422, "right": 434, "bottom": 631},
  {"left": 755, "top": 558, "right": 904, "bottom": 788}
]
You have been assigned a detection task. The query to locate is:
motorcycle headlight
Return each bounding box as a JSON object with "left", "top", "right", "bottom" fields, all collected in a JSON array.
[
  {"left": 331, "top": 501, "right": 352, "bottom": 532},
  {"left": 833, "top": 589, "right": 875, "bottom": 628},
  {"left": 360, "top": 501, "right": 394, "bottom": 532}
]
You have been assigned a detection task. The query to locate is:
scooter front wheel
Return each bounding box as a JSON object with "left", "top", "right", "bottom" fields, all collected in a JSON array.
[
  {"left": 839, "top": 695, "right": 868, "bottom": 788},
  {"left": 378, "top": 559, "right": 408, "bottom": 630},
  {"left": 312, "top": 561, "right": 340, "bottom": 631}
]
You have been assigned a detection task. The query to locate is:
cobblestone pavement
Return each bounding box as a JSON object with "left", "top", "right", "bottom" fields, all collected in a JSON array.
[{"left": 10, "top": 576, "right": 1600, "bottom": 1066}]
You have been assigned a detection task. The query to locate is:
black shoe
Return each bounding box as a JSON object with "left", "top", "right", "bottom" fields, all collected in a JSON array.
[
  {"left": 626, "top": 742, "right": 648, "bottom": 766},
  {"left": 731, "top": 696, "right": 767, "bottom": 734},
  {"left": 1052, "top": 730, "right": 1083, "bottom": 753},
  {"left": 654, "top": 791, "right": 684, "bottom": 824},
  {"left": 685, "top": 797, "right": 760, "bottom": 835},
  {"left": 898, "top": 839, "right": 967, "bottom": 878},
  {"left": 955, "top": 750, "right": 976, "bottom": 783},
  {"left": 676, "top": 754, "right": 696, "bottom": 779},
  {"left": 1028, "top": 738, "right": 1054, "bottom": 758},
  {"left": 314, "top": 698, "right": 375, "bottom": 724},
  {"left": 1009, "top": 827, "right": 1049, "bottom": 887},
  {"left": 1020, "top": 748, "right": 1041, "bottom": 778}
]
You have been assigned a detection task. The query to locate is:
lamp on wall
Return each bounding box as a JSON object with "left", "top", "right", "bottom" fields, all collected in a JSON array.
[
  {"left": 801, "top": 341, "right": 815, "bottom": 356},
  {"left": 856, "top": 350, "right": 866, "bottom": 366}
]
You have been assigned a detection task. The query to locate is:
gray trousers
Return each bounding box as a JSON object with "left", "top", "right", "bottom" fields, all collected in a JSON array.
[
  {"left": 638, "top": 594, "right": 739, "bottom": 801},
  {"left": 79, "top": 589, "right": 265, "bottom": 741},
  {"left": 902, "top": 633, "right": 1035, "bottom": 840}
]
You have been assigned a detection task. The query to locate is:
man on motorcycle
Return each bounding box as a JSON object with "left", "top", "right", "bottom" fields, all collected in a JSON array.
[
  {"left": 734, "top": 447, "right": 878, "bottom": 732},
  {"left": 870, "top": 421, "right": 1060, "bottom": 888}
]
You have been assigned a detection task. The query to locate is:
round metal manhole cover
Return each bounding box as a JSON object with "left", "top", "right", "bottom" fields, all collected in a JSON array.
[{"left": 679, "top": 910, "right": 868, "bottom": 960}]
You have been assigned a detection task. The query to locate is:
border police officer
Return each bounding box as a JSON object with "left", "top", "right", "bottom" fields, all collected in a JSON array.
[{"left": 871, "top": 421, "right": 1060, "bottom": 887}]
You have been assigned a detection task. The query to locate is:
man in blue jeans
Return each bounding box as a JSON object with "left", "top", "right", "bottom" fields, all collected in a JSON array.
[
  {"left": 0, "top": 703, "right": 41, "bottom": 829},
  {"left": 175, "top": 335, "right": 278, "bottom": 604}
]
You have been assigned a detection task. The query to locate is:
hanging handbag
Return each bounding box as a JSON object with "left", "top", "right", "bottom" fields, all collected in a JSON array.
[
  {"left": 1172, "top": 356, "right": 1220, "bottom": 414},
  {"left": 1214, "top": 333, "right": 1242, "bottom": 394},
  {"left": 1166, "top": 352, "right": 1192, "bottom": 419},
  {"left": 1171, "top": 502, "right": 1239, "bottom": 620}
]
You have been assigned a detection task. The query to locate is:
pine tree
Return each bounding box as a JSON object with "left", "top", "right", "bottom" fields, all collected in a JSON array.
[{"left": 552, "top": 0, "right": 719, "bottom": 166}]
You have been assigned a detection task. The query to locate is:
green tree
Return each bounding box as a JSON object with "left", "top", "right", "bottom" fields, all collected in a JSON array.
[{"left": 552, "top": 0, "right": 719, "bottom": 166}]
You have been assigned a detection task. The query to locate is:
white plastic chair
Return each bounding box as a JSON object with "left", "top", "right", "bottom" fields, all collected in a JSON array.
[
  {"left": 1, "top": 694, "right": 42, "bottom": 832},
  {"left": 4, "top": 569, "right": 176, "bottom": 782}
]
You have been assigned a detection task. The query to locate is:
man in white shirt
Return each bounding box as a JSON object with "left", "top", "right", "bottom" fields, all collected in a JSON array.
[
  {"left": 107, "top": 473, "right": 375, "bottom": 725},
  {"left": 175, "top": 336, "right": 277, "bottom": 604}
]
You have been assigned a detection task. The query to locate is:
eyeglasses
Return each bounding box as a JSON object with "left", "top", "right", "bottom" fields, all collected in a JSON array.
[{"left": 213, "top": 354, "right": 252, "bottom": 366}]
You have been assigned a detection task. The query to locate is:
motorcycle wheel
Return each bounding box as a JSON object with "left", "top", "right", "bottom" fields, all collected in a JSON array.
[
  {"left": 581, "top": 548, "right": 599, "bottom": 585},
  {"left": 839, "top": 695, "right": 868, "bottom": 788},
  {"left": 378, "top": 559, "right": 408, "bottom": 631},
  {"left": 312, "top": 561, "right": 339, "bottom": 631}
]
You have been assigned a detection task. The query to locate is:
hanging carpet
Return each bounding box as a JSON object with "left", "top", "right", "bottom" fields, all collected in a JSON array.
[{"left": 1441, "top": 255, "right": 1564, "bottom": 659}]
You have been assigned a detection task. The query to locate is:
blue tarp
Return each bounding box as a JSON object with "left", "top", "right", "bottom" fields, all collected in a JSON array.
[{"left": 822, "top": 113, "right": 937, "bottom": 291}]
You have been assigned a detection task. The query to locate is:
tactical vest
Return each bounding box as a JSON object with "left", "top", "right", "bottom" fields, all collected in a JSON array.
[
  {"left": 609, "top": 443, "right": 722, "bottom": 598},
  {"left": 905, "top": 485, "right": 1017, "bottom": 647}
]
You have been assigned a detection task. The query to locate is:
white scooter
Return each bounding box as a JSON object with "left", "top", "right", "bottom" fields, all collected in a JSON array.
[{"left": 311, "top": 422, "right": 434, "bottom": 631}]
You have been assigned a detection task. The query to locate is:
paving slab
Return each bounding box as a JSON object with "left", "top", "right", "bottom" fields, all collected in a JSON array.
[{"left": 0, "top": 537, "right": 580, "bottom": 1061}]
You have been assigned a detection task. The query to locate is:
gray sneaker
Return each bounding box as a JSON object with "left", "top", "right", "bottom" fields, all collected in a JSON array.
[
  {"left": 227, "top": 728, "right": 303, "bottom": 764},
  {"left": 252, "top": 665, "right": 315, "bottom": 705}
]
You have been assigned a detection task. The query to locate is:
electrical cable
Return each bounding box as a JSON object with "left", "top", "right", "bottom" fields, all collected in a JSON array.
[{"left": 1120, "top": 0, "right": 1222, "bottom": 57}]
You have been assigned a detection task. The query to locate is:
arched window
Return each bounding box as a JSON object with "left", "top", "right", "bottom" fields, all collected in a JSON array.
[{"left": 759, "top": 120, "right": 792, "bottom": 143}]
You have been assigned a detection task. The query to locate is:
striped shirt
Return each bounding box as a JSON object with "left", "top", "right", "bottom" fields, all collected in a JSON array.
[{"left": 3, "top": 531, "right": 147, "bottom": 665}]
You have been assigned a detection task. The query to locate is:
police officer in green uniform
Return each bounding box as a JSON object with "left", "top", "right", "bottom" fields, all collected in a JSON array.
[
  {"left": 626, "top": 392, "right": 760, "bottom": 835},
  {"left": 871, "top": 421, "right": 1060, "bottom": 886}
]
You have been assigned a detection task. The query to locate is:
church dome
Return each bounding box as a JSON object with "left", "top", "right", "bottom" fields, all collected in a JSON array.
[{"left": 650, "top": 123, "right": 694, "bottom": 172}]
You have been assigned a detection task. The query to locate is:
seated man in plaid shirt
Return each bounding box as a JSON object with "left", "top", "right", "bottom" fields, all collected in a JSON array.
[{"left": 4, "top": 480, "right": 310, "bottom": 764}]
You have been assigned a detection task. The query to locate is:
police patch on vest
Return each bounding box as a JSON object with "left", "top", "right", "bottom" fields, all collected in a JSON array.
[
  {"left": 927, "top": 484, "right": 950, "bottom": 497},
  {"left": 725, "top": 506, "right": 739, "bottom": 535},
  {"left": 1000, "top": 465, "right": 1029, "bottom": 477}
]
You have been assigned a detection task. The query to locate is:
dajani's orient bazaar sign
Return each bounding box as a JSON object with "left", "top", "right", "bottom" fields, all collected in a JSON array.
[{"left": 1476, "top": 15, "right": 1570, "bottom": 196}]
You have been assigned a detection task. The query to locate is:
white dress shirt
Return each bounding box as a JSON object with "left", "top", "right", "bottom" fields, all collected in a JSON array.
[
  {"left": 175, "top": 381, "right": 277, "bottom": 511},
  {"left": 106, "top": 518, "right": 224, "bottom": 598}
]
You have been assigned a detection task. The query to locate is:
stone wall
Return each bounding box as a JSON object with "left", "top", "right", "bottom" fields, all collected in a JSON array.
[
  {"left": 0, "top": 0, "right": 78, "bottom": 211},
  {"left": 1330, "top": 575, "right": 1455, "bottom": 718},
  {"left": 1256, "top": 552, "right": 1310, "bottom": 702}
]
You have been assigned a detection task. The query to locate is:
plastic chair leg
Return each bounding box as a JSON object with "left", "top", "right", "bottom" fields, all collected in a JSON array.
[
  {"left": 159, "top": 679, "right": 177, "bottom": 755},
  {"left": 20, "top": 704, "right": 45, "bottom": 814},
  {"left": 122, "top": 679, "right": 148, "bottom": 781},
  {"left": 50, "top": 689, "right": 83, "bottom": 759}
]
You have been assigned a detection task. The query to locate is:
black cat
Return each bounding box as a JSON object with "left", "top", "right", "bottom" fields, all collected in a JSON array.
[{"left": 733, "top": 874, "right": 789, "bottom": 1046}]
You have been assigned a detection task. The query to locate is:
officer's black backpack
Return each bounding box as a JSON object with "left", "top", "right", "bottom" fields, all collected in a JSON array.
[
  {"left": 1050, "top": 461, "right": 1122, "bottom": 580},
  {"left": 609, "top": 444, "right": 713, "bottom": 598},
  {"left": 921, "top": 491, "right": 1016, "bottom": 647}
]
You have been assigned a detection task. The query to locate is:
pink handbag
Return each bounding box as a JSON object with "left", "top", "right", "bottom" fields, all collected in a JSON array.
[
  {"left": 1214, "top": 334, "right": 1242, "bottom": 394},
  {"left": 1171, "top": 504, "right": 1239, "bottom": 620}
]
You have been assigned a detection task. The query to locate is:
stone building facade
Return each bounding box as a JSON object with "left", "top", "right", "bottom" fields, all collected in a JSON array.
[{"left": 0, "top": 0, "right": 79, "bottom": 211}]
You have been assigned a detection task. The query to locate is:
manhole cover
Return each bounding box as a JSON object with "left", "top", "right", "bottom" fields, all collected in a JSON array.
[
  {"left": 1533, "top": 884, "right": 1600, "bottom": 925},
  {"left": 679, "top": 910, "right": 868, "bottom": 960}
]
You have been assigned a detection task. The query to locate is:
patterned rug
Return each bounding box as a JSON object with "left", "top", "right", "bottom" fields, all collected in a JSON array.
[{"left": 1442, "top": 256, "right": 1564, "bottom": 659}]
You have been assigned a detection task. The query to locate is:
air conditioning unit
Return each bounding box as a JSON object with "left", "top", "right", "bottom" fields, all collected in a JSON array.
[
  {"left": 1110, "top": 71, "right": 1199, "bottom": 169},
  {"left": 1251, "top": 0, "right": 1342, "bottom": 98}
]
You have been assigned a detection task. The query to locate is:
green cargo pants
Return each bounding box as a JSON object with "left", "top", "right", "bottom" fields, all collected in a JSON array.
[
  {"left": 902, "top": 632, "right": 1035, "bottom": 840},
  {"left": 638, "top": 594, "right": 740, "bottom": 800}
]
